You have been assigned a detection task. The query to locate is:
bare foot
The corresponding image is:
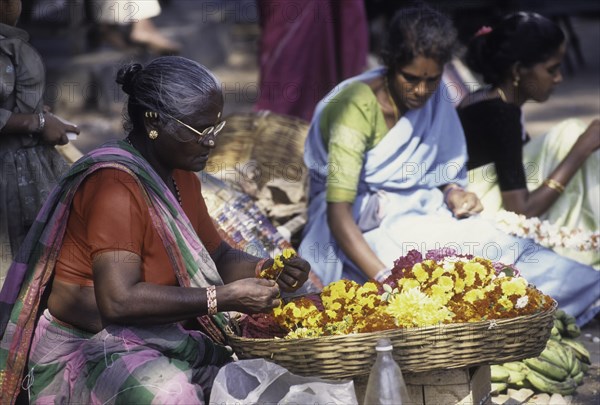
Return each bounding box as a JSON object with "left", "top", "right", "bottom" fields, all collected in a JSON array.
[{"left": 130, "top": 19, "right": 181, "bottom": 55}]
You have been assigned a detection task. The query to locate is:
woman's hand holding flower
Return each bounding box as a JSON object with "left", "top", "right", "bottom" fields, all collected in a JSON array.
[
  {"left": 257, "top": 249, "right": 311, "bottom": 292},
  {"left": 446, "top": 188, "right": 483, "bottom": 218},
  {"left": 278, "top": 256, "right": 310, "bottom": 292},
  {"left": 222, "top": 278, "right": 282, "bottom": 313}
]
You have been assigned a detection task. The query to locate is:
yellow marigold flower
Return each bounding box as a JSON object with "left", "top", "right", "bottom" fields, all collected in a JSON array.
[
  {"left": 454, "top": 277, "right": 466, "bottom": 294},
  {"left": 430, "top": 285, "right": 452, "bottom": 305},
  {"left": 475, "top": 258, "right": 495, "bottom": 281},
  {"left": 501, "top": 277, "right": 527, "bottom": 296},
  {"left": 385, "top": 287, "right": 452, "bottom": 328},
  {"left": 294, "top": 304, "right": 319, "bottom": 322},
  {"left": 282, "top": 248, "right": 296, "bottom": 259},
  {"left": 422, "top": 259, "right": 436, "bottom": 268},
  {"left": 430, "top": 286, "right": 452, "bottom": 305},
  {"left": 323, "top": 280, "right": 359, "bottom": 303},
  {"left": 329, "top": 301, "right": 342, "bottom": 311},
  {"left": 325, "top": 316, "right": 354, "bottom": 335},
  {"left": 354, "top": 319, "right": 368, "bottom": 332},
  {"left": 272, "top": 305, "right": 283, "bottom": 317},
  {"left": 358, "top": 282, "right": 379, "bottom": 296},
  {"left": 286, "top": 327, "right": 322, "bottom": 339},
  {"left": 464, "top": 289, "right": 484, "bottom": 304},
  {"left": 355, "top": 290, "right": 378, "bottom": 309},
  {"left": 431, "top": 266, "right": 445, "bottom": 280},
  {"left": 412, "top": 263, "right": 429, "bottom": 283},
  {"left": 464, "top": 262, "right": 485, "bottom": 286},
  {"left": 400, "top": 278, "right": 421, "bottom": 291},
  {"left": 304, "top": 313, "right": 322, "bottom": 329},
  {"left": 498, "top": 296, "right": 514, "bottom": 310},
  {"left": 437, "top": 275, "right": 454, "bottom": 292},
  {"left": 271, "top": 254, "right": 551, "bottom": 339}
]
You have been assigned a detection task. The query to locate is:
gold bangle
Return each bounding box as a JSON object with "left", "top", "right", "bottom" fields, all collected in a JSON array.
[
  {"left": 207, "top": 285, "right": 218, "bottom": 315},
  {"left": 543, "top": 178, "right": 565, "bottom": 194}
]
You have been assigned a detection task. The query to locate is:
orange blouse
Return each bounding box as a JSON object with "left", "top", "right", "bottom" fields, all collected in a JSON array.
[{"left": 54, "top": 168, "right": 223, "bottom": 286}]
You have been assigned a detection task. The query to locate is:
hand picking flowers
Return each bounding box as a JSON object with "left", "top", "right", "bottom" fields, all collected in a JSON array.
[
  {"left": 257, "top": 248, "right": 296, "bottom": 280},
  {"left": 243, "top": 249, "right": 554, "bottom": 340}
]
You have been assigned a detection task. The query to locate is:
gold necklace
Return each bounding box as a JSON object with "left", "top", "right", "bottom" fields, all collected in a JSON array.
[
  {"left": 496, "top": 87, "right": 508, "bottom": 103},
  {"left": 384, "top": 76, "right": 399, "bottom": 122}
]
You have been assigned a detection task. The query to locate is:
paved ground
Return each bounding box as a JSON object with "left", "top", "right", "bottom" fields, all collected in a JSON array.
[
  {"left": 577, "top": 317, "right": 600, "bottom": 405},
  {"left": 22, "top": 1, "right": 600, "bottom": 402}
]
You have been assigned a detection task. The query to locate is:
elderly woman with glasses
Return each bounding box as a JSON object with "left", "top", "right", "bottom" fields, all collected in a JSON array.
[{"left": 0, "top": 56, "right": 310, "bottom": 404}]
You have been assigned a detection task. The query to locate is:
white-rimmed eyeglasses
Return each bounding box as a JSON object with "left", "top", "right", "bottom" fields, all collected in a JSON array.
[{"left": 161, "top": 112, "right": 226, "bottom": 144}]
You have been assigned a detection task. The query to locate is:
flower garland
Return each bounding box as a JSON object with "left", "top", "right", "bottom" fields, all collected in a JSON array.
[
  {"left": 258, "top": 248, "right": 296, "bottom": 280},
  {"left": 267, "top": 249, "right": 553, "bottom": 339},
  {"left": 495, "top": 210, "right": 599, "bottom": 251}
]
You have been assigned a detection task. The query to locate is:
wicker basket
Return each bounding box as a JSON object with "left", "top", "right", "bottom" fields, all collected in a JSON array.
[
  {"left": 226, "top": 301, "right": 556, "bottom": 379},
  {"left": 206, "top": 111, "right": 310, "bottom": 191}
]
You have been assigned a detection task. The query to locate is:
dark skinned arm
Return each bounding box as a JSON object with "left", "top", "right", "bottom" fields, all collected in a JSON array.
[
  {"left": 0, "top": 112, "right": 39, "bottom": 133},
  {"left": 327, "top": 202, "right": 386, "bottom": 279},
  {"left": 502, "top": 119, "right": 600, "bottom": 217},
  {"left": 0, "top": 111, "right": 79, "bottom": 145},
  {"left": 92, "top": 250, "right": 281, "bottom": 327},
  {"left": 210, "top": 241, "right": 310, "bottom": 292},
  {"left": 210, "top": 241, "right": 261, "bottom": 283}
]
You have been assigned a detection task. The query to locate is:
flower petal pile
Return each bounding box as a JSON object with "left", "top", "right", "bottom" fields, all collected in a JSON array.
[{"left": 267, "top": 249, "right": 553, "bottom": 339}]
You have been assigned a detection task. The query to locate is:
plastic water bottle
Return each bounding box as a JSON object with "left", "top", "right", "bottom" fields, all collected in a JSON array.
[{"left": 363, "top": 338, "right": 411, "bottom": 405}]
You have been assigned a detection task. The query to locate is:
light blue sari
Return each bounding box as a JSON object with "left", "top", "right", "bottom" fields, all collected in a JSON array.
[{"left": 299, "top": 68, "right": 600, "bottom": 325}]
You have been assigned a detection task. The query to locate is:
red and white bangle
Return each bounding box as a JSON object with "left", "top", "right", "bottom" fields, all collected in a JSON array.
[
  {"left": 207, "top": 285, "right": 218, "bottom": 315},
  {"left": 254, "top": 258, "right": 269, "bottom": 277}
]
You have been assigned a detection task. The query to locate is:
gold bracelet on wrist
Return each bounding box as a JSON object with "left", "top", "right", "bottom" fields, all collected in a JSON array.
[
  {"left": 543, "top": 178, "right": 565, "bottom": 194},
  {"left": 206, "top": 285, "right": 218, "bottom": 315}
]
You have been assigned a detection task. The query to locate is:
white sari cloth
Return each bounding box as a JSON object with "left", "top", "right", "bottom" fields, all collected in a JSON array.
[{"left": 299, "top": 68, "right": 600, "bottom": 325}]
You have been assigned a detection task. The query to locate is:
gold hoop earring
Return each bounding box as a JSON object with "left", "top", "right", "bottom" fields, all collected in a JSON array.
[
  {"left": 148, "top": 130, "right": 159, "bottom": 140},
  {"left": 513, "top": 76, "right": 520, "bottom": 87}
]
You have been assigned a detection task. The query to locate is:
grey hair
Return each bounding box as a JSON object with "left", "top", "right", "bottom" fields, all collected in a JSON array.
[{"left": 116, "top": 56, "right": 223, "bottom": 134}]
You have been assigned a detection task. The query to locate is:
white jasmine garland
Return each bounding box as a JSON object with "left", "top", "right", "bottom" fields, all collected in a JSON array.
[{"left": 495, "top": 210, "right": 599, "bottom": 252}]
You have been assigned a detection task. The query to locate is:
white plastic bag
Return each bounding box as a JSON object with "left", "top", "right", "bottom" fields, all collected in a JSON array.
[{"left": 209, "top": 359, "right": 358, "bottom": 404}]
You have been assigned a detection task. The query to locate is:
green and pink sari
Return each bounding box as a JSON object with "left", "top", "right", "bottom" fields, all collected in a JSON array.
[{"left": 0, "top": 141, "right": 229, "bottom": 404}]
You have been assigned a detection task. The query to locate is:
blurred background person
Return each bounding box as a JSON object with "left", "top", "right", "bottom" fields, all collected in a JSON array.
[
  {"left": 0, "top": 0, "right": 79, "bottom": 289},
  {"left": 254, "top": 0, "right": 368, "bottom": 121},
  {"left": 88, "top": 0, "right": 181, "bottom": 54}
]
